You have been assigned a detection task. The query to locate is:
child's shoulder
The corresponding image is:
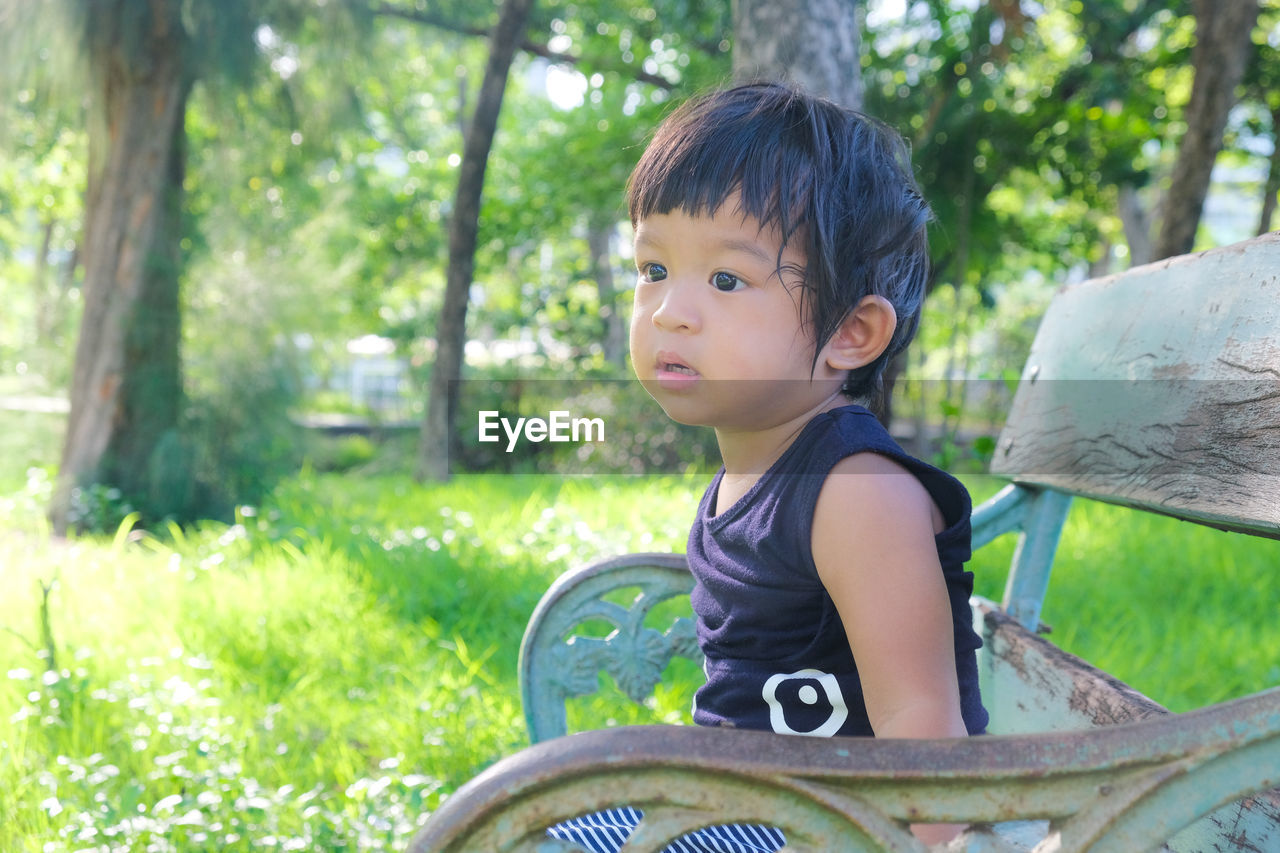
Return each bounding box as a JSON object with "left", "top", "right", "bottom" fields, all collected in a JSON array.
[
  {"left": 807, "top": 405, "right": 966, "bottom": 538},
  {"left": 819, "top": 450, "right": 948, "bottom": 537}
]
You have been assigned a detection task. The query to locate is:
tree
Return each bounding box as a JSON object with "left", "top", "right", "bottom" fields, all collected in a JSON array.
[
  {"left": 1251, "top": 13, "right": 1280, "bottom": 236},
  {"left": 0, "top": 0, "right": 365, "bottom": 531},
  {"left": 732, "top": 0, "right": 862, "bottom": 108},
  {"left": 48, "top": 1, "right": 196, "bottom": 533},
  {"left": 1153, "top": 0, "right": 1259, "bottom": 259},
  {"left": 418, "top": 0, "right": 537, "bottom": 482},
  {"left": 1256, "top": 110, "right": 1280, "bottom": 235}
]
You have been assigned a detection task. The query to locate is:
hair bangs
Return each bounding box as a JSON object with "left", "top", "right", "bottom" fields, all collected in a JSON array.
[{"left": 626, "top": 89, "right": 816, "bottom": 252}]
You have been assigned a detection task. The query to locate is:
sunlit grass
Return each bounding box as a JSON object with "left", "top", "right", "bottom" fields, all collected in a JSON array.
[
  {"left": 0, "top": 469, "right": 700, "bottom": 851},
  {"left": 1028, "top": 500, "right": 1280, "bottom": 711},
  {"left": 1, "top": 463, "right": 1277, "bottom": 850},
  {"left": 965, "top": 476, "right": 1280, "bottom": 712},
  {"left": 0, "top": 409, "right": 63, "bottom": 493}
]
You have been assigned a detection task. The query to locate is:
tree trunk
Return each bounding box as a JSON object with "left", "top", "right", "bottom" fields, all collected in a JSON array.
[
  {"left": 1258, "top": 105, "right": 1280, "bottom": 235},
  {"left": 418, "top": 0, "right": 537, "bottom": 481},
  {"left": 587, "top": 217, "right": 625, "bottom": 367},
  {"left": 732, "top": 0, "right": 863, "bottom": 109},
  {"left": 1119, "top": 183, "right": 1155, "bottom": 267},
  {"left": 49, "top": 1, "right": 191, "bottom": 533},
  {"left": 731, "top": 0, "right": 867, "bottom": 419},
  {"left": 33, "top": 218, "right": 56, "bottom": 344},
  {"left": 1152, "top": 0, "right": 1258, "bottom": 260},
  {"left": 103, "top": 96, "right": 191, "bottom": 519}
]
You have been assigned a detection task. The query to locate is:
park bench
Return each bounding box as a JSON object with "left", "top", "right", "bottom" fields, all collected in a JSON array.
[{"left": 411, "top": 230, "right": 1280, "bottom": 852}]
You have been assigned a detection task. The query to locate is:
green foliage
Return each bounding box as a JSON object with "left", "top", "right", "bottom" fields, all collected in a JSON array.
[
  {"left": 0, "top": 409, "right": 63, "bottom": 495},
  {"left": 179, "top": 354, "right": 305, "bottom": 523},
  {"left": 65, "top": 484, "right": 137, "bottom": 534},
  {"left": 855, "top": 0, "right": 1280, "bottom": 434},
  {"left": 0, "top": 95, "right": 85, "bottom": 385},
  {"left": 306, "top": 433, "right": 381, "bottom": 473},
  {"left": 865, "top": 0, "right": 1186, "bottom": 294}
]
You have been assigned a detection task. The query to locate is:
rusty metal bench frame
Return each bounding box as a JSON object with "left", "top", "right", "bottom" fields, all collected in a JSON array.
[{"left": 413, "top": 233, "right": 1280, "bottom": 852}]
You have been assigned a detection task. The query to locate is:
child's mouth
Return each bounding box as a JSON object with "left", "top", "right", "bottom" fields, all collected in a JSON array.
[{"left": 654, "top": 353, "right": 700, "bottom": 388}]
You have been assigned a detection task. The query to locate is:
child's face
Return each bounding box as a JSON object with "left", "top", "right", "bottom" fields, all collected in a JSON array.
[{"left": 629, "top": 195, "right": 849, "bottom": 432}]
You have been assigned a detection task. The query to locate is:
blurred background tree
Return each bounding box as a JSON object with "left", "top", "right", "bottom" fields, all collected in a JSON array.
[
  {"left": 1, "top": 0, "right": 373, "bottom": 530},
  {"left": 1, "top": 0, "right": 1277, "bottom": 528}
]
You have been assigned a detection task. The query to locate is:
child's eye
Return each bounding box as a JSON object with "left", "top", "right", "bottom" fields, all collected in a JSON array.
[
  {"left": 711, "top": 271, "right": 745, "bottom": 292},
  {"left": 639, "top": 262, "right": 668, "bottom": 283}
]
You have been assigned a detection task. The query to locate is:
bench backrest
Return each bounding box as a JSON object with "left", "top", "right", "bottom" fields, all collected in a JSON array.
[{"left": 990, "top": 231, "right": 1280, "bottom": 537}]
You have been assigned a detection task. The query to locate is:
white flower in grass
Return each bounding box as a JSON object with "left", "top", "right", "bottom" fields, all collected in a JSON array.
[{"left": 154, "top": 793, "right": 184, "bottom": 813}]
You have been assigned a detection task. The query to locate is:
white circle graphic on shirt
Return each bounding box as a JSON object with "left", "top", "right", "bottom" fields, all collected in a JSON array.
[{"left": 762, "top": 669, "right": 848, "bottom": 737}]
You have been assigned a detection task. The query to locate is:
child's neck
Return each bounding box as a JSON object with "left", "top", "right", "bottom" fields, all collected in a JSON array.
[{"left": 712, "top": 393, "right": 850, "bottom": 512}]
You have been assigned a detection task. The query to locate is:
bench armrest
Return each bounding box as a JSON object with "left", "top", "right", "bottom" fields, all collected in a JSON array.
[
  {"left": 519, "top": 553, "right": 700, "bottom": 744},
  {"left": 413, "top": 685, "right": 1280, "bottom": 852}
]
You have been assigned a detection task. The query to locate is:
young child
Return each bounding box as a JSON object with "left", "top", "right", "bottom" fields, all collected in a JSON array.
[{"left": 550, "top": 81, "right": 987, "bottom": 853}]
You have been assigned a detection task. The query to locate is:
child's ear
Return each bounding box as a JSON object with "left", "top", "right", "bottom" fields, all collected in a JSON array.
[{"left": 822, "top": 295, "right": 898, "bottom": 371}]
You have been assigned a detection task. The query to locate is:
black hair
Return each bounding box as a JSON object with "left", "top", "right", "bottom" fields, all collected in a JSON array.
[{"left": 626, "top": 81, "right": 931, "bottom": 401}]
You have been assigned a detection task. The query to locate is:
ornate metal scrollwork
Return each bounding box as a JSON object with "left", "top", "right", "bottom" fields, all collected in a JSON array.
[
  {"left": 520, "top": 553, "right": 700, "bottom": 743},
  {"left": 547, "top": 616, "right": 699, "bottom": 705}
]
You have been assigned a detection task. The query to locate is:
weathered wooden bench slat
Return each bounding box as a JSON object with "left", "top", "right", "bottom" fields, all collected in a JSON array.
[{"left": 991, "top": 231, "right": 1280, "bottom": 537}]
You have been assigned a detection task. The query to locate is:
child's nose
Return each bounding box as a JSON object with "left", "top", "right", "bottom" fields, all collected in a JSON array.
[{"left": 650, "top": 278, "right": 701, "bottom": 333}]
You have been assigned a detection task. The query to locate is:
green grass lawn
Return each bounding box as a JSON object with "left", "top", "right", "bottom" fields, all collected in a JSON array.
[
  {"left": 1, "top": 444, "right": 1277, "bottom": 849},
  {"left": 0, "top": 469, "right": 702, "bottom": 850}
]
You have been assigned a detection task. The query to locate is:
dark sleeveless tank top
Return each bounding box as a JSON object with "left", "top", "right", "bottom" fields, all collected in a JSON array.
[{"left": 686, "top": 404, "right": 988, "bottom": 737}]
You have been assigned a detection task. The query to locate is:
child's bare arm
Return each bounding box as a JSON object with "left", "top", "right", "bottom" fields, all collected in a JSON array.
[
  {"left": 813, "top": 452, "right": 969, "bottom": 844},
  {"left": 811, "top": 451, "right": 969, "bottom": 741}
]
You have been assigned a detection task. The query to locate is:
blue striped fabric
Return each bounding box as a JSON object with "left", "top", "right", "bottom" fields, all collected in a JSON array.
[{"left": 547, "top": 807, "right": 785, "bottom": 852}]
